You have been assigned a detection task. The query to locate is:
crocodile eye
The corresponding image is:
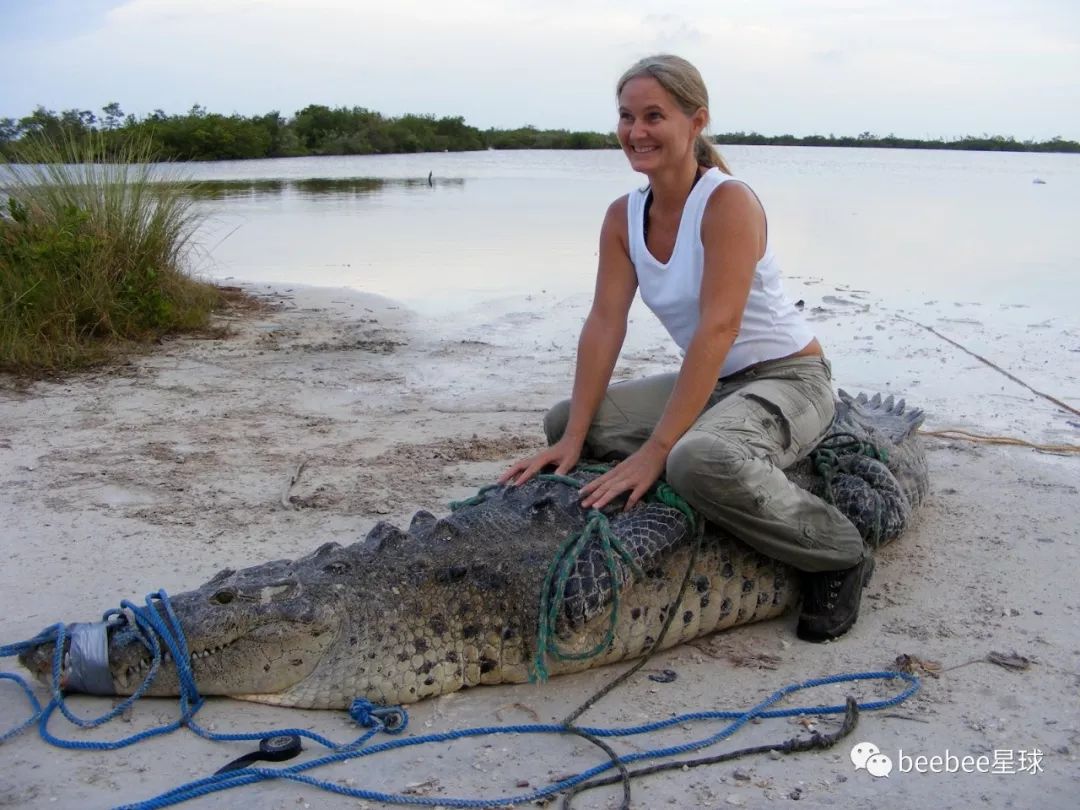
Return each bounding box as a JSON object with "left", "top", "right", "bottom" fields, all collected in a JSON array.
[
  {"left": 323, "top": 561, "right": 350, "bottom": 575},
  {"left": 211, "top": 590, "right": 235, "bottom": 605}
]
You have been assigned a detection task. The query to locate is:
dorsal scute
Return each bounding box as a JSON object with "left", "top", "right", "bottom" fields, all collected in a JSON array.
[
  {"left": 298, "top": 542, "right": 343, "bottom": 563},
  {"left": 408, "top": 510, "right": 438, "bottom": 536},
  {"left": 366, "top": 520, "right": 409, "bottom": 552},
  {"left": 836, "top": 388, "right": 924, "bottom": 445}
]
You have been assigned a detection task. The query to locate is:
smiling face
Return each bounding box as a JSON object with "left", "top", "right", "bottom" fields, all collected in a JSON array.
[{"left": 617, "top": 76, "right": 707, "bottom": 177}]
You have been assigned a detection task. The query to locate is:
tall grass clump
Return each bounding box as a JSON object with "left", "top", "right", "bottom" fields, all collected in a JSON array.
[{"left": 0, "top": 133, "right": 219, "bottom": 372}]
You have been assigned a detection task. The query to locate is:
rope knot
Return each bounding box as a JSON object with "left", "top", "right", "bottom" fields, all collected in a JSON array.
[{"left": 348, "top": 698, "right": 408, "bottom": 734}]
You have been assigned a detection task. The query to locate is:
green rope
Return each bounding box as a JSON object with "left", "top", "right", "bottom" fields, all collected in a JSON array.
[
  {"left": 445, "top": 466, "right": 699, "bottom": 682},
  {"left": 533, "top": 479, "right": 697, "bottom": 681},
  {"left": 649, "top": 480, "right": 698, "bottom": 530},
  {"left": 533, "top": 511, "right": 643, "bottom": 681},
  {"left": 449, "top": 484, "right": 503, "bottom": 512},
  {"left": 810, "top": 432, "right": 888, "bottom": 547},
  {"left": 442, "top": 466, "right": 695, "bottom": 682},
  {"left": 810, "top": 432, "right": 887, "bottom": 505}
]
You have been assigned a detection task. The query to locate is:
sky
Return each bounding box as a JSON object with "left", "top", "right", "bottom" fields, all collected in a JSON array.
[{"left": 2, "top": 0, "right": 1078, "bottom": 140}]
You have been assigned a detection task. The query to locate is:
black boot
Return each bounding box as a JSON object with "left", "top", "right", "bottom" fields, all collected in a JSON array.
[{"left": 796, "top": 556, "right": 875, "bottom": 642}]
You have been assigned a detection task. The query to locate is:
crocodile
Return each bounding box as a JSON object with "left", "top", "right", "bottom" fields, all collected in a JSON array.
[{"left": 19, "top": 390, "right": 927, "bottom": 710}]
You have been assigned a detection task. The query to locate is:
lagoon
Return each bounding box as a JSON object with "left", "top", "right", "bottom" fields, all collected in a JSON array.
[
  {"left": 182, "top": 147, "right": 1079, "bottom": 445},
  {"left": 186, "top": 147, "right": 1078, "bottom": 313}
]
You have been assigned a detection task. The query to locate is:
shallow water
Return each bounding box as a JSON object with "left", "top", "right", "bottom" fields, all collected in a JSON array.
[
  {"left": 184, "top": 148, "right": 1077, "bottom": 310},
  {"left": 182, "top": 147, "right": 1079, "bottom": 444}
]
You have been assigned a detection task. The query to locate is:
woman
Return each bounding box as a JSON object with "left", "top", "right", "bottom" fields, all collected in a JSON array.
[{"left": 499, "top": 55, "right": 870, "bottom": 642}]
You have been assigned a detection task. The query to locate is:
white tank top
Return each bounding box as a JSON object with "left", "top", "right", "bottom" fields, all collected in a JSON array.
[{"left": 627, "top": 168, "right": 814, "bottom": 378}]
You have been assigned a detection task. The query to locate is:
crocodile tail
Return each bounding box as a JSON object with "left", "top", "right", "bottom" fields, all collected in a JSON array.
[{"left": 836, "top": 389, "right": 925, "bottom": 444}]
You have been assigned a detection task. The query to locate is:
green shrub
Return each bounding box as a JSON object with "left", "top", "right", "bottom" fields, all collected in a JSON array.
[{"left": 0, "top": 132, "right": 219, "bottom": 372}]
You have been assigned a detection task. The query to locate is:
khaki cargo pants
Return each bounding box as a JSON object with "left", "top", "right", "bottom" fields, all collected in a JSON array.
[{"left": 544, "top": 356, "right": 865, "bottom": 573}]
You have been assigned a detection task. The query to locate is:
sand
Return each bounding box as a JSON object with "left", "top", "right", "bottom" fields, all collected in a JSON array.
[{"left": 1, "top": 282, "right": 1077, "bottom": 809}]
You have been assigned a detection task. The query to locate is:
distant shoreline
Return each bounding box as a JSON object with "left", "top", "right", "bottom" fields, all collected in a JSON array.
[
  {"left": 4, "top": 103, "right": 1079, "bottom": 162},
  {"left": 715, "top": 132, "right": 1079, "bottom": 154}
]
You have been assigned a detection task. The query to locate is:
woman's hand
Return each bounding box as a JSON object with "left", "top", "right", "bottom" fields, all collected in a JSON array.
[
  {"left": 578, "top": 439, "right": 669, "bottom": 511},
  {"left": 498, "top": 437, "right": 584, "bottom": 487}
]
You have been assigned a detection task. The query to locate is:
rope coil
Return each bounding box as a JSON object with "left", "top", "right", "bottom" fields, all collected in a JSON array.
[
  {"left": 809, "top": 432, "right": 890, "bottom": 546},
  {"left": 810, "top": 431, "right": 889, "bottom": 505},
  {"left": 452, "top": 466, "right": 699, "bottom": 682}
]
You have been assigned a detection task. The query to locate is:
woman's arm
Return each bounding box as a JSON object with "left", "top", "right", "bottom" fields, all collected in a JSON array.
[
  {"left": 499, "top": 196, "right": 638, "bottom": 485},
  {"left": 579, "top": 180, "right": 765, "bottom": 509}
]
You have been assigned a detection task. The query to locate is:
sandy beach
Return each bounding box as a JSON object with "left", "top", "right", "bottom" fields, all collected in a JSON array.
[{"left": 1, "top": 282, "right": 1077, "bottom": 809}]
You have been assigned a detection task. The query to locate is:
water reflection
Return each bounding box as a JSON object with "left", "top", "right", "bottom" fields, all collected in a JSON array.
[
  {"left": 181, "top": 176, "right": 465, "bottom": 200},
  {"left": 176, "top": 149, "right": 1079, "bottom": 322}
]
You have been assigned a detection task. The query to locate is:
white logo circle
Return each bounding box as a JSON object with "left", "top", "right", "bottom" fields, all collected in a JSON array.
[
  {"left": 866, "top": 753, "right": 894, "bottom": 778},
  {"left": 850, "top": 741, "right": 880, "bottom": 769}
]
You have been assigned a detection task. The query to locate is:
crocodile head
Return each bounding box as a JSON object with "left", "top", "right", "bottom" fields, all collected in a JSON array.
[{"left": 19, "top": 545, "right": 349, "bottom": 702}]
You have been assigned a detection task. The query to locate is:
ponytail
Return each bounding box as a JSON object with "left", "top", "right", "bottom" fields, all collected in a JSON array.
[{"left": 695, "top": 133, "right": 732, "bottom": 175}]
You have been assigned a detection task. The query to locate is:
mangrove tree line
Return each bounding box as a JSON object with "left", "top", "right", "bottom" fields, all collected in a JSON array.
[{"left": 2, "top": 103, "right": 1077, "bottom": 161}]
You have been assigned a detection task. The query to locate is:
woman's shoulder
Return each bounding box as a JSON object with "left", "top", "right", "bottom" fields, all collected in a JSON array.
[
  {"left": 700, "top": 176, "right": 768, "bottom": 258},
  {"left": 600, "top": 194, "right": 633, "bottom": 253},
  {"left": 605, "top": 193, "right": 631, "bottom": 216},
  {"left": 702, "top": 176, "right": 764, "bottom": 220},
  {"left": 601, "top": 193, "right": 631, "bottom": 231}
]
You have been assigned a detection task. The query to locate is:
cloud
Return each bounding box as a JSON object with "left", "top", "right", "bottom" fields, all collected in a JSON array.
[
  {"left": 640, "top": 13, "right": 709, "bottom": 49},
  {"left": 1, "top": 0, "right": 1077, "bottom": 138}
]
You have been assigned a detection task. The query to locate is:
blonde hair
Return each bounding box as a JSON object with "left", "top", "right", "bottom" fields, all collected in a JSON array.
[{"left": 617, "top": 54, "right": 732, "bottom": 175}]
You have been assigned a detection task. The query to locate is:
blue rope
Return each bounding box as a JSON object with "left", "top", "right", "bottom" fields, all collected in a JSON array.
[
  {"left": 0, "top": 672, "right": 43, "bottom": 744},
  {"left": 3, "top": 591, "right": 920, "bottom": 809},
  {"left": 112, "top": 670, "right": 917, "bottom": 810},
  {"left": 1, "top": 593, "right": 406, "bottom": 754}
]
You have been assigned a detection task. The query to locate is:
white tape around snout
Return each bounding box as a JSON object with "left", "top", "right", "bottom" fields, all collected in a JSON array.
[{"left": 66, "top": 622, "right": 115, "bottom": 695}]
